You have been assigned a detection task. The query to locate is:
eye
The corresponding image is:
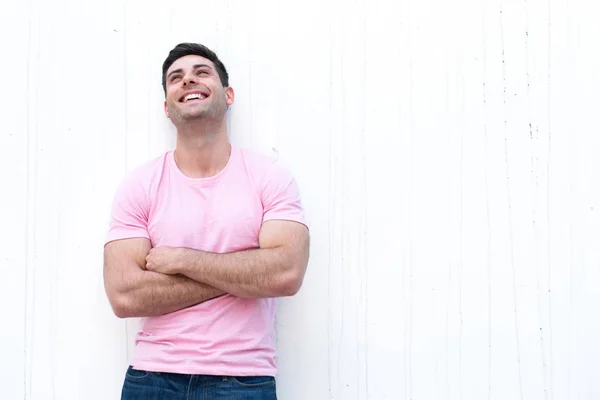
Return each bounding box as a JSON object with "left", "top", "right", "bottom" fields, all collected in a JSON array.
[
  {"left": 170, "top": 75, "right": 182, "bottom": 83},
  {"left": 197, "top": 70, "right": 209, "bottom": 75}
]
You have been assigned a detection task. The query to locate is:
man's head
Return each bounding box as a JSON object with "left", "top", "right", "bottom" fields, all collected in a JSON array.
[
  {"left": 162, "top": 43, "right": 234, "bottom": 124},
  {"left": 162, "top": 43, "right": 229, "bottom": 93}
]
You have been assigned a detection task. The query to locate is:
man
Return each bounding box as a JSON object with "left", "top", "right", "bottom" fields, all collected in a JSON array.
[{"left": 103, "top": 43, "right": 310, "bottom": 400}]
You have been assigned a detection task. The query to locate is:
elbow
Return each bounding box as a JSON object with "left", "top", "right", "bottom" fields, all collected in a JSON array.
[
  {"left": 107, "top": 292, "right": 135, "bottom": 319},
  {"left": 112, "top": 304, "right": 132, "bottom": 319},
  {"left": 278, "top": 268, "right": 305, "bottom": 297}
]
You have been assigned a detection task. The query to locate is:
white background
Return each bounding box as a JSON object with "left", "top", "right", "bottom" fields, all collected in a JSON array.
[{"left": 1, "top": 0, "right": 599, "bottom": 399}]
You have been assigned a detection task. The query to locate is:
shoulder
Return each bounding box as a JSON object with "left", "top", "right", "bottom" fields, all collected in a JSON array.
[
  {"left": 237, "top": 146, "right": 278, "bottom": 173},
  {"left": 118, "top": 152, "right": 171, "bottom": 190},
  {"left": 112, "top": 152, "right": 171, "bottom": 204},
  {"left": 235, "top": 146, "right": 294, "bottom": 186}
]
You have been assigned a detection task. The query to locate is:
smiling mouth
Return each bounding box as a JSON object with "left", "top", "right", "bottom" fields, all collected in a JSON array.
[{"left": 179, "top": 92, "right": 209, "bottom": 103}]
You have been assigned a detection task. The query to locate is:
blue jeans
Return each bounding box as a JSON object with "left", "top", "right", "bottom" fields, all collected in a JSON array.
[{"left": 121, "top": 366, "right": 277, "bottom": 400}]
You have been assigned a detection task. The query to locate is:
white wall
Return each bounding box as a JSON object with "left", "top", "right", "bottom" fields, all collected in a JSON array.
[{"left": 2, "top": 0, "right": 600, "bottom": 399}]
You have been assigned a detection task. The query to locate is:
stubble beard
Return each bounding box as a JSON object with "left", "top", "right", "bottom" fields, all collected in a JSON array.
[{"left": 169, "top": 97, "right": 226, "bottom": 126}]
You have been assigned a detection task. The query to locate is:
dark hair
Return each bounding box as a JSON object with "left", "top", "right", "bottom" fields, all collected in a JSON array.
[{"left": 162, "top": 43, "right": 229, "bottom": 94}]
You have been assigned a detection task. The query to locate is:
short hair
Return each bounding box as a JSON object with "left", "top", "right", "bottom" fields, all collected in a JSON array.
[{"left": 162, "top": 43, "right": 229, "bottom": 94}]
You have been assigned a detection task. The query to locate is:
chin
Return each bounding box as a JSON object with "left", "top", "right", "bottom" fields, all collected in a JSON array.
[{"left": 180, "top": 111, "right": 209, "bottom": 120}]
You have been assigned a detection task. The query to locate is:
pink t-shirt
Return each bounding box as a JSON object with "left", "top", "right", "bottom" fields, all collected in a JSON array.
[{"left": 105, "top": 144, "right": 307, "bottom": 376}]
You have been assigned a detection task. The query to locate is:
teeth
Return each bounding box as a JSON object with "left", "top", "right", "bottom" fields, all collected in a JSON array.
[
  {"left": 185, "top": 93, "right": 201, "bottom": 101},
  {"left": 183, "top": 93, "right": 207, "bottom": 102}
]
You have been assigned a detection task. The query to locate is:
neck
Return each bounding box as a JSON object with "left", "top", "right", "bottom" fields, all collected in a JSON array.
[{"left": 173, "top": 117, "right": 231, "bottom": 178}]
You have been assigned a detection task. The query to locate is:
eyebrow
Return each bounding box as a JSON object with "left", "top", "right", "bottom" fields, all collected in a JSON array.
[{"left": 166, "top": 64, "right": 212, "bottom": 80}]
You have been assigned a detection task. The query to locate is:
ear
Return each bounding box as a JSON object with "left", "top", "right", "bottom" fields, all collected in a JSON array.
[
  {"left": 225, "top": 87, "right": 235, "bottom": 107},
  {"left": 164, "top": 100, "right": 169, "bottom": 118}
]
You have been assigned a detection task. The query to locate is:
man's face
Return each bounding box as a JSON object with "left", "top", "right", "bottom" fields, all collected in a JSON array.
[{"left": 164, "top": 55, "right": 234, "bottom": 124}]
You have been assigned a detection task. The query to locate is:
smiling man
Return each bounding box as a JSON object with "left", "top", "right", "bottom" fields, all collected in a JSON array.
[{"left": 103, "top": 43, "right": 310, "bottom": 400}]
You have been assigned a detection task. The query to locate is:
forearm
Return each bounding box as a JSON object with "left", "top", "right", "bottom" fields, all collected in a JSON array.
[
  {"left": 178, "top": 247, "right": 300, "bottom": 299},
  {"left": 143, "top": 221, "right": 309, "bottom": 299},
  {"left": 115, "top": 270, "right": 224, "bottom": 318}
]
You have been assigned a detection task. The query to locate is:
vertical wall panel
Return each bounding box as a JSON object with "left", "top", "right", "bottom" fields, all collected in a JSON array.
[{"left": 0, "top": 1, "right": 32, "bottom": 398}]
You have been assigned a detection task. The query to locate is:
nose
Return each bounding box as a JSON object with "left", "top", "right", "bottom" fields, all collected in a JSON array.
[{"left": 182, "top": 72, "right": 197, "bottom": 87}]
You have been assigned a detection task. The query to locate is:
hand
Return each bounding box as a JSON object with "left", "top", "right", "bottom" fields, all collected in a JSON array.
[{"left": 145, "top": 246, "right": 187, "bottom": 275}]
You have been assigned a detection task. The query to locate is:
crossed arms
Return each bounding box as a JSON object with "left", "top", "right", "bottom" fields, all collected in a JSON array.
[{"left": 103, "top": 219, "right": 309, "bottom": 318}]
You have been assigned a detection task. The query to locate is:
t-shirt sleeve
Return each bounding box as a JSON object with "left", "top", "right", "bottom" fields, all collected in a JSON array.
[
  {"left": 105, "top": 174, "right": 150, "bottom": 245},
  {"left": 261, "top": 160, "right": 308, "bottom": 228}
]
